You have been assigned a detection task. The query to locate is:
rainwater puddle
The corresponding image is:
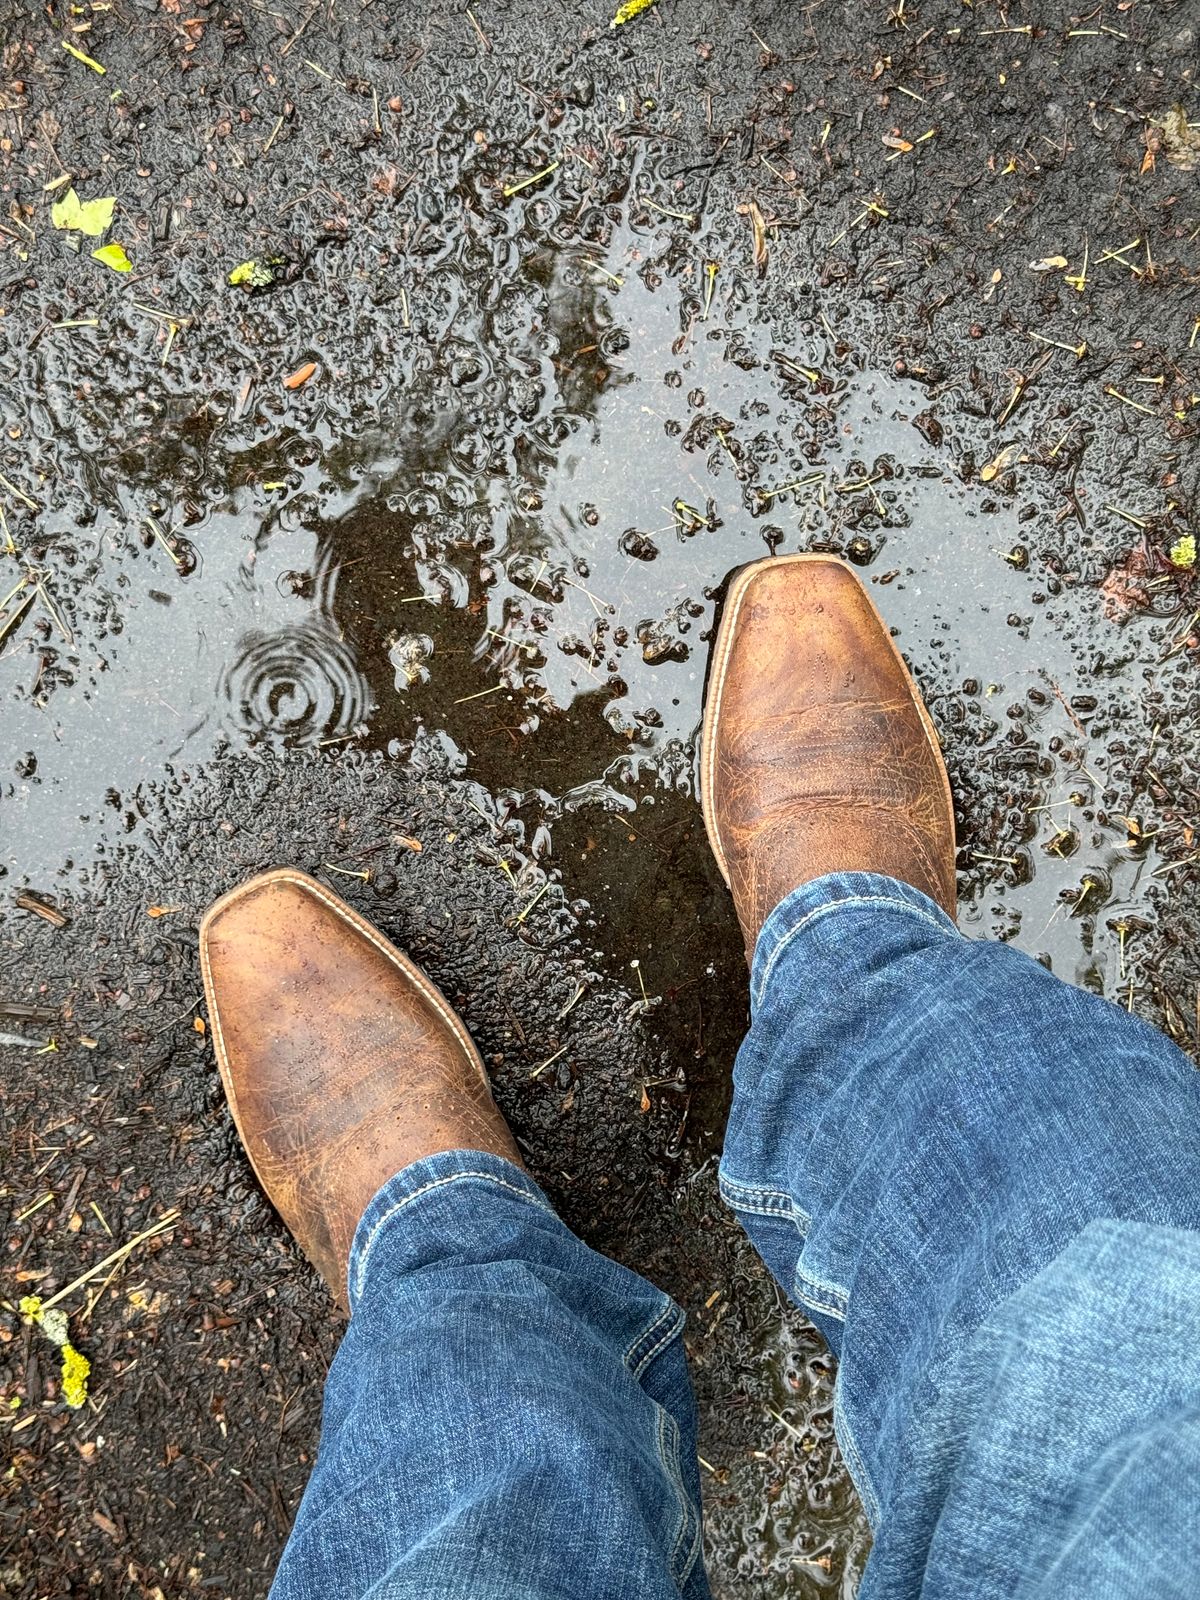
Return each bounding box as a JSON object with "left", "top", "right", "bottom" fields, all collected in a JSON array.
[{"left": 5, "top": 230, "right": 1166, "bottom": 998}]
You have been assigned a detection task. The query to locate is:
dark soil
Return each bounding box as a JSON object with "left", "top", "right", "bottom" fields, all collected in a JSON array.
[{"left": 1, "top": 2, "right": 1197, "bottom": 1597}]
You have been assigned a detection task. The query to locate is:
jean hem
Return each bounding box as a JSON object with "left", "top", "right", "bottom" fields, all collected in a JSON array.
[
  {"left": 347, "top": 1151, "right": 702, "bottom": 1588},
  {"left": 750, "top": 870, "right": 960, "bottom": 1011},
  {"left": 718, "top": 1173, "right": 809, "bottom": 1223},
  {"left": 346, "top": 1149, "right": 556, "bottom": 1307},
  {"left": 718, "top": 1177, "right": 850, "bottom": 1323}
]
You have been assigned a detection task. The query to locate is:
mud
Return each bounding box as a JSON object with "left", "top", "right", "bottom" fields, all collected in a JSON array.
[{"left": 2, "top": 2, "right": 1198, "bottom": 1597}]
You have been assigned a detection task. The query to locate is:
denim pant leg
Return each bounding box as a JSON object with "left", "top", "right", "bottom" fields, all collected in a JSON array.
[
  {"left": 269, "top": 1151, "right": 710, "bottom": 1600},
  {"left": 721, "top": 870, "right": 1200, "bottom": 1600}
]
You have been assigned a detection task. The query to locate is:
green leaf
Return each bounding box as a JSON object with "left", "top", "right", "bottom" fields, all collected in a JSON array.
[
  {"left": 1169, "top": 533, "right": 1196, "bottom": 570},
  {"left": 92, "top": 242, "right": 132, "bottom": 273},
  {"left": 51, "top": 188, "right": 115, "bottom": 236}
]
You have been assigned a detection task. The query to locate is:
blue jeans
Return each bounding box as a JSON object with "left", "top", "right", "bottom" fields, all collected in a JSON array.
[{"left": 271, "top": 873, "right": 1200, "bottom": 1599}]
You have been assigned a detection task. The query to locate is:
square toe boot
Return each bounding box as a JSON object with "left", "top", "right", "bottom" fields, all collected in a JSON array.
[
  {"left": 200, "top": 869, "right": 522, "bottom": 1308},
  {"left": 700, "top": 555, "right": 956, "bottom": 959}
]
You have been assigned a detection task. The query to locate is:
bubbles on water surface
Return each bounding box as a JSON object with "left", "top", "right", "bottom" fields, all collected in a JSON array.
[{"left": 388, "top": 632, "right": 435, "bottom": 691}]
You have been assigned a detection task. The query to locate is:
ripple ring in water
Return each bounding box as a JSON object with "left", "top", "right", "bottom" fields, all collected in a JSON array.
[{"left": 220, "top": 623, "right": 372, "bottom": 749}]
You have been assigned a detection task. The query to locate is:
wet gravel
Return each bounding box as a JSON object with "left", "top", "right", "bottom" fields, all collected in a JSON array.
[{"left": 2, "top": 2, "right": 1198, "bottom": 1596}]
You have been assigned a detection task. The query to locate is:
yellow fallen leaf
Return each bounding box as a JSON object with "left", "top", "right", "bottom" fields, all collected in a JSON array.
[
  {"left": 611, "top": 0, "right": 657, "bottom": 25},
  {"left": 92, "top": 243, "right": 132, "bottom": 272},
  {"left": 51, "top": 189, "right": 115, "bottom": 236},
  {"left": 1028, "top": 255, "right": 1068, "bottom": 272},
  {"left": 229, "top": 258, "right": 282, "bottom": 288},
  {"left": 146, "top": 904, "right": 181, "bottom": 918},
  {"left": 62, "top": 40, "right": 106, "bottom": 74},
  {"left": 1169, "top": 533, "right": 1196, "bottom": 570}
]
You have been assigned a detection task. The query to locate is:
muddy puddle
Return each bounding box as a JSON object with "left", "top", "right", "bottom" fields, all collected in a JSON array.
[{"left": 6, "top": 254, "right": 1177, "bottom": 992}]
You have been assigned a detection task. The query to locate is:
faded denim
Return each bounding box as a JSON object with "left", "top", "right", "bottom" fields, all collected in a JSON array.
[{"left": 272, "top": 871, "right": 1200, "bottom": 1599}]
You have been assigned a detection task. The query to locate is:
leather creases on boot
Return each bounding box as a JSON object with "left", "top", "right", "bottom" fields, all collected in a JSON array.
[
  {"left": 200, "top": 869, "right": 522, "bottom": 1309},
  {"left": 701, "top": 555, "right": 956, "bottom": 958}
]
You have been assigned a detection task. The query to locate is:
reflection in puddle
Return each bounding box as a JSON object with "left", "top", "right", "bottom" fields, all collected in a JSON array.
[{"left": 5, "top": 229, "right": 1183, "bottom": 1014}]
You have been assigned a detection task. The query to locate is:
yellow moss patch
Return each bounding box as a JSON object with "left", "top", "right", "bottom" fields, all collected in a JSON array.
[
  {"left": 21, "top": 1295, "right": 90, "bottom": 1408},
  {"left": 60, "top": 1343, "right": 90, "bottom": 1410}
]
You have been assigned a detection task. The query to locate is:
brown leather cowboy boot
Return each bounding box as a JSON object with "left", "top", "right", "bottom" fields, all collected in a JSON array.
[
  {"left": 200, "top": 868, "right": 522, "bottom": 1309},
  {"left": 700, "top": 554, "right": 956, "bottom": 959}
]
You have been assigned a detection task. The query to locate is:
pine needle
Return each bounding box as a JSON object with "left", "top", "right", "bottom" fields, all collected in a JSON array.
[{"left": 37, "top": 1211, "right": 180, "bottom": 1312}]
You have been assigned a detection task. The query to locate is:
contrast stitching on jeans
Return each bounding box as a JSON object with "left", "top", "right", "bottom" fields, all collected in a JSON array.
[
  {"left": 754, "top": 892, "right": 956, "bottom": 1005},
  {"left": 351, "top": 1170, "right": 555, "bottom": 1299},
  {"left": 722, "top": 1193, "right": 792, "bottom": 1218},
  {"left": 625, "top": 1299, "right": 675, "bottom": 1369},
  {"left": 634, "top": 1320, "right": 701, "bottom": 1584},
  {"left": 661, "top": 1410, "right": 687, "bottom": 1572},
  {"left": 624, "top": 1297, "right": 681, "bottom": 1374},
  {"left": 833, "top": 1385, "right": 880, "bottom": 1527},
  {"left": 630, "top": 1306, "right": 686, "bottom": 1380},
  {"left": 720, "top": 1174, "right": 792, "bottom": 1205},
  {"left": 719, "top": 1175, "right": 811, "bottom": 1228},
  {"left": 676, "top": 1496, "right": 703, "bottom": 1586},
  {"left": 659, "top": 1406, "right": 701, "bottom": 1583},
  {"left": 791, "top": 1269, "right": 848, "bottom": 1321}
]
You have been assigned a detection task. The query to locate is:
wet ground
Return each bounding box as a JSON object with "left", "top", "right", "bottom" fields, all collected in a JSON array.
[{"left": 2, "top": 2, "right": 1198, "bottom": 1596}]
